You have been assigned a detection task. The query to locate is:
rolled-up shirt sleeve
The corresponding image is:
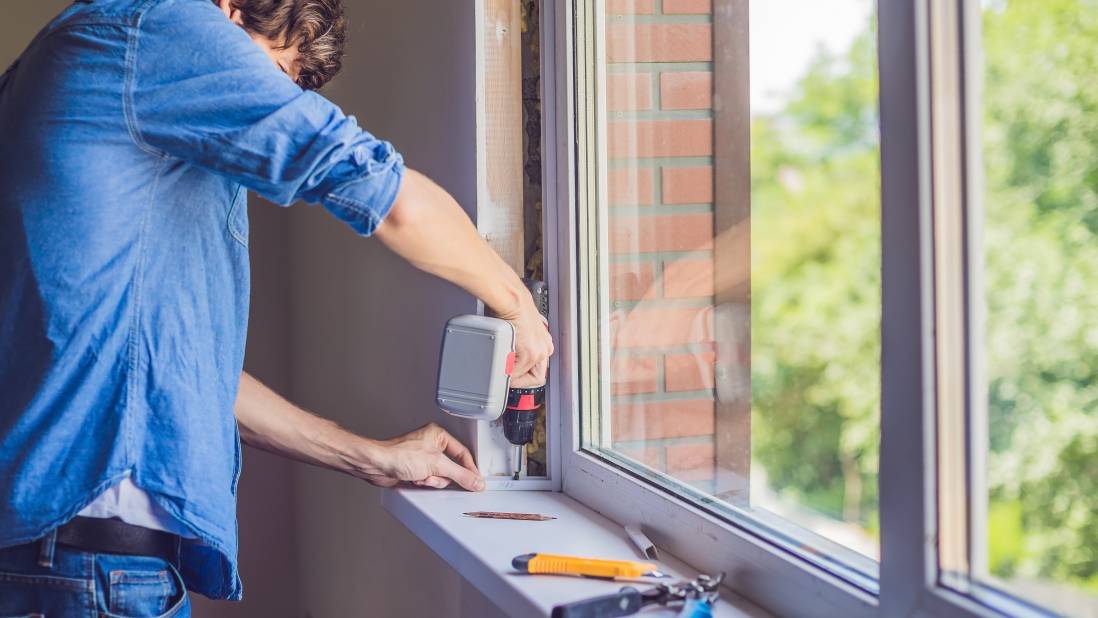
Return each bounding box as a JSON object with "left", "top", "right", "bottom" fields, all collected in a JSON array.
[{"left": 130, "top": 0, "right": 402, "bottom": 235}]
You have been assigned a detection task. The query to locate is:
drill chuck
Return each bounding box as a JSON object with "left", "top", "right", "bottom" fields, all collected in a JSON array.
[{"left": 502, "top": 408, "right": 538, "bottom": 446}]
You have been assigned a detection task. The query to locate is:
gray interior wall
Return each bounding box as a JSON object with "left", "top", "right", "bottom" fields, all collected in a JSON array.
[
  {"left": 284, "top": 1, "right": 504, "bottom": 615},
  {"left": 3, "top": 2, "right": 504, "bottom": 616},
  {"left": 0, "top": 3, "right": 63, "bottom": 64}
]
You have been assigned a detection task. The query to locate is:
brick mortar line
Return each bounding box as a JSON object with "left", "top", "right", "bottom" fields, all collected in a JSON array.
[
  {"left": 608, "top": 156, "right": 714, "bottom": 168},
  {"left": 610, "top": 296, "right": 711, "bottom": 311},
  {"left": 609, "top": 110, "right": 714, "bottom": 121},
  {"left": 610, "top": 296, "right": 714, "bottom": 310},
  {"left": 608, "top": 258, "right": 714, "bottom": 272},
  {"left": 654, "top": 159, "right": 665, "bottom": 204},
  {"left": 611, "top": 203, "right": 714, "bottom": 214},
  {"left": 612, "top": 347, "right": 717, "bottom": 364},
  {"left": 607, "top": 249, "right": 714, "bottom": 263},
  {"left": 612, "top": 388, "right": 715, "bottom": 403},
  {"left": 651, "top": 66, "right": 663, "bottom": 110},
  {"left": 656, "top": 351, "right": 667, "bottom": 395},
  {"left": 612, "top": 435, "right": 715, "bottom": 450},
  {"left": 607, "top": 62, "right": 713, "bottom": 73},
  {"left": 605, "top": 14, "right": 712, "bottom": 24}
]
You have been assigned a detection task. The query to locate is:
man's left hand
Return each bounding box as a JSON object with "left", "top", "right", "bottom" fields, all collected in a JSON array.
[{"left": 350, "top": 423, "right": 486, "bottom": 492}]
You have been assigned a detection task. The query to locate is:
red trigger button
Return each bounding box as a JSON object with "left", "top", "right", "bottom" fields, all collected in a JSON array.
[{"left": 504, "top": 352, "right": 516, "bottom": 376}]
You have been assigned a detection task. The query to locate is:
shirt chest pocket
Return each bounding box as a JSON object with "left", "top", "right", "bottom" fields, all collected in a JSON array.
[{"left": 226, "top": 185, "right": 249, "bottom": 247}]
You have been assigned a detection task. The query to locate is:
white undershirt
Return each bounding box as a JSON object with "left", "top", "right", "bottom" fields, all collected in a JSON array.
[{"left": 78, "top": 476, "right": 196, "bottom": 538}]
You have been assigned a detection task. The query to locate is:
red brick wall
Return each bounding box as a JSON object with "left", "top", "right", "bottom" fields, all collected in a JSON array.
[{"left": 605, "top": 0, "right": 716, "bottom": 489}]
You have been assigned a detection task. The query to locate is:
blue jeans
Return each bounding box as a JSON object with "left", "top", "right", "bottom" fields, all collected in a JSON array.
[{"left": 0, "top": 530, "right": 190, "bottom": 617}]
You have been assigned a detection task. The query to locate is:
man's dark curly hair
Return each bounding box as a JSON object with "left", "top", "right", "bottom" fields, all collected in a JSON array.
[{"left": 221, "top": 0, "right": 346, "bottom": 90}]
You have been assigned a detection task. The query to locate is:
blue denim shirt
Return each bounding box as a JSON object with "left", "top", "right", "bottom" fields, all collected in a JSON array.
[{"left": 0, "top": 0, "right": 404, "bottom": 600}]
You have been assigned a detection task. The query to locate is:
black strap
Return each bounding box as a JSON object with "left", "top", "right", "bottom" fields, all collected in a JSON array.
[{"left": 54, "top": 517, "right": 180, "bottom": 563}]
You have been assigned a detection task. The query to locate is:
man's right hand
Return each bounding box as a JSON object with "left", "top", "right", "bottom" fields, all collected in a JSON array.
[{"left": 496, "top": 296, "right": 553, "bottom": 389}]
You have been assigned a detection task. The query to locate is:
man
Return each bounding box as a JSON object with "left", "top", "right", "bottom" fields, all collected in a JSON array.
[{"left": 0, "top": 0, "right": 553, "bottom": 614}]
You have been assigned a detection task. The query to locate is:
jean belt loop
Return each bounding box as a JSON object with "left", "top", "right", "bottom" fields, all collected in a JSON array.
[{"left": 37, "top": 528, "right": 57, "bottom": 568}]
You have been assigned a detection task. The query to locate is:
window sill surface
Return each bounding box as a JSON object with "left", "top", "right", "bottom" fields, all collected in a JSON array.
[{"left": 382, "top": 487, "right": 770, "bottom": 618}]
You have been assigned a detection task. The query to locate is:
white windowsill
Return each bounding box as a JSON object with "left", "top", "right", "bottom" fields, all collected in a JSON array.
[{"left": 381, "top": 488, "right": 771, "bottom": 618}]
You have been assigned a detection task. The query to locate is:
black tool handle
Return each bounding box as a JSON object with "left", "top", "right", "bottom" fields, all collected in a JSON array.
[
  {"left": 524, "top": 278, "right": 549, "bottom": 320},
  {"left": 491, "top": 279, "right": 547, "bottom": 321},
  {"left": 550, "top": 588, "right": 643, "bottom": 618}
]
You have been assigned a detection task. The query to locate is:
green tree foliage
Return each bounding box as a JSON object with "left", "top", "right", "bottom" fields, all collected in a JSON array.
[
  {"left": 751, "top": 29, "right": 881, "bottom": 528},
  {"left": 750, "top": 0, "right": 1098, "bottom": 592},
  {"left": 981, "top": 0, "right": 1098, "bottom": 590}
]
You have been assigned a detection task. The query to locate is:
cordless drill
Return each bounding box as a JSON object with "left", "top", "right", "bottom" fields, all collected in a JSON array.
[{"left": 435, "top": 279, "right": 548, "bottom": 480}]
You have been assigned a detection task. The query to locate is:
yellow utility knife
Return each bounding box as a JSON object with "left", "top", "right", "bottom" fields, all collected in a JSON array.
[{"left": 512, "top": 553, "right": 671, "bottom": 579}]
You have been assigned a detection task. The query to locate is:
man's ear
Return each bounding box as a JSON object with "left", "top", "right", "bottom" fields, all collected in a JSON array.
[{"left": 215, "top": 0, "right": 245, "bottom": 26}]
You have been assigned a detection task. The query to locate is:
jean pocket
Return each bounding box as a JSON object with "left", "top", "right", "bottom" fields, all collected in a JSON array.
[
  {"left": 101, "top": 561, "right": 188, "bottom": 618},
  {"left": 0, "top": 570, "right": 91, "bottom": 618},
  {"left": 227, "top": 185, "right": 249, "bottom": 247}
]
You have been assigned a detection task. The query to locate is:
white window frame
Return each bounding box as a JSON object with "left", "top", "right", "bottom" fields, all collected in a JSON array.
[{"left": 537, "top": 1, "right": 1072, "bottom": 616}]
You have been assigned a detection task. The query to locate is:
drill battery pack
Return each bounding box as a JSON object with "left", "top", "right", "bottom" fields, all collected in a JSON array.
[{"left": 436, "top": 314, "right": 516, "bottom": 420}]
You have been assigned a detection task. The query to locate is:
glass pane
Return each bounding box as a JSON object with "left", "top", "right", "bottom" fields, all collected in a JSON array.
[
  {"left": 977, "top": 0, "right": 1098, "bottom": 614},
  {"left": 581, "top": 0, "right": 880, "bottom": 579}
]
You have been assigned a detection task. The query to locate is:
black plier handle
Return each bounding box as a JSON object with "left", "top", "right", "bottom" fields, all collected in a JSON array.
[
  {"left": 550, "top": 573, "right": 725, "bottom": 618},
  {"left": 550, "top": 586, "right": 665, "bottom": 618}
]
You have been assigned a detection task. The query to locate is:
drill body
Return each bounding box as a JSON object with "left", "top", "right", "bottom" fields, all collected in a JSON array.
[{"left": 501, "top": 280, "right": 548, "bottom": 479}]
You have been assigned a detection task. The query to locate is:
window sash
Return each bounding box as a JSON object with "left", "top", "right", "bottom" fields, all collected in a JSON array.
[
  {"left": 542, "top": 0, "right": 1058, "bottom": 616},
  {"left": 548, "top": 1, "right": 875, "bottom": 615}
]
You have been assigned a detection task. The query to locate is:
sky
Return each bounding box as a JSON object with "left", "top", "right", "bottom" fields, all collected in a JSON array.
[{"left": 749, "top": 0, "right": 875, "bottom": 115}]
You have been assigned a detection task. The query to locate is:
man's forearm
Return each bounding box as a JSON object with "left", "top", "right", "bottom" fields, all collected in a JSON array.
[
  {"left": 233, "top": 371, "right": 485, "bottom": 491},
  {"left": 375, "top": 169, "right": 529, "bottom": 319},
  {"left": 234, "top": 371, "right": 378, "bottom": 475}
]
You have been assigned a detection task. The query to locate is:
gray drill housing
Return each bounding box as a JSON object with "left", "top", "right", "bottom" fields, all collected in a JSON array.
[{"left": 436, "top": 314, "right": 515, "bottom": 420}]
